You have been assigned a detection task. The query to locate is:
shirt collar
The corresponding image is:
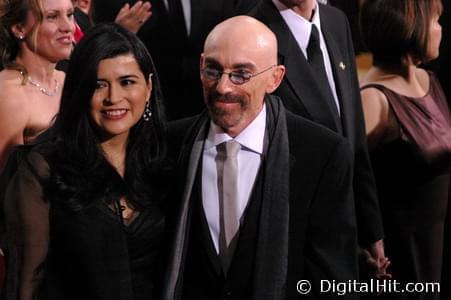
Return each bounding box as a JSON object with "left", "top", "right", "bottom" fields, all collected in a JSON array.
[
  {"left": 273, "top": 0, "right": 322, "bottom": 52},
  {"left": 204, "top": 104, "right": 266, "bottom": 154}
]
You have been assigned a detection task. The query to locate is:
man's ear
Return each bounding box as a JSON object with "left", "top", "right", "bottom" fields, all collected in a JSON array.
[
  {"left": 265, "top": 65, "right": 286, "bottom": 94},
  {"left": 199, "top": 53, "right": 205, "bottom": 72}
]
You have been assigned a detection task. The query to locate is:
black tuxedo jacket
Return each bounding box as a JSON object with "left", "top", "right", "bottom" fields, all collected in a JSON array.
[
  {"left": 250, "top": 0, "right": 383, "bottom": 247},
  {"left": 163, "top": 96, "right": 358, "bottom": 299}
]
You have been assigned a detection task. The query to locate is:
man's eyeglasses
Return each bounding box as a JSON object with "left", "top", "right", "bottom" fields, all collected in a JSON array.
[{"left": 201, "top": 65, "right": 277, "bottom": 85}]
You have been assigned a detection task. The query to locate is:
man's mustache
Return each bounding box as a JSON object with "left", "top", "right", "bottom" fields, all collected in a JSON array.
[{"left": 207, "top": 92, "right": 245, "bottom": 105}]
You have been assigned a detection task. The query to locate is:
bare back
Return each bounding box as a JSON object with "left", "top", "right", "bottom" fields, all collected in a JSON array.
[{"left": 360, "top": 67, "right": 431, "bottom": 149}]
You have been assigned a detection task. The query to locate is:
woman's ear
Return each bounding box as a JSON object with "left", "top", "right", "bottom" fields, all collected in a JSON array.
[
  {"left": 146, "top": 74, "right": 153, "bottom": 100},
  {"left": 265, "top": 65, "right": 286, "bottom": 94},
  {"left": 11, "top": 23, "right": 27, "bottom": 40}
]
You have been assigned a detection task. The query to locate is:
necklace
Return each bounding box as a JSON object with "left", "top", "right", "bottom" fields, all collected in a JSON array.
[{"left": 19, "top": 70, "right": 60, "bottom": 97}]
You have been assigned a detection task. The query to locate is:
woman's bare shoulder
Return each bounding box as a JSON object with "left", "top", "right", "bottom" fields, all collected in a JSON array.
[
  {"left": 0, "top": 70, "right": 30, "bottom": 111},
  {"left": 54, "top": 70, "right": 66, "bottom": 84}
]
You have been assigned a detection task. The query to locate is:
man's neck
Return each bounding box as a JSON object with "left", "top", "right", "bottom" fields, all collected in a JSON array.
[{"left": 290, "top": 1, "right": 316, "bottom": 21}]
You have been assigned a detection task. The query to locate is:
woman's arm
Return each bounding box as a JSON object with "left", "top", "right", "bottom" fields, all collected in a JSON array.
[
  {"left": 3, "top": 151, "right": 50, "bottom": 300},
  {"left": 360, "top": 87, "right": 398, "bottom": 149},
  {"left": 0, "top": 92, "right": 27, "bottom": 171}
]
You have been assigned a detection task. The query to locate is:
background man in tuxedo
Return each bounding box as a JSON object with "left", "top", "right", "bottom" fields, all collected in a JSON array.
[
  {"left": 163, "top": 16, "right": 358, "bottom": 299},
  {"left": 250, "top": 0, "right": 388, "bottom": 276},
  {"left": 72, "top": 0, "right": 93, "bottom": 32}
]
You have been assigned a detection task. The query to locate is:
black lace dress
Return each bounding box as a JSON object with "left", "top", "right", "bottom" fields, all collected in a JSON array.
[{"left": 1, "top": 148, "right": 166, "bottom": 300}]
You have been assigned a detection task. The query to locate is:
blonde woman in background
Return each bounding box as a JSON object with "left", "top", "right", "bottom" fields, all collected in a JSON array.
[{"left": 0, "top": 0, "right": 75, "bottom": 171}]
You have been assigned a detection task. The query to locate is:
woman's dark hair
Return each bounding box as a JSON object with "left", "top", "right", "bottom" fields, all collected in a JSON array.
[
  {"left": 360, "top": 0, "right": 442, "bottom": 70},
  {"left": 0, "top": 0, "right": 43, "bottom": 71},
  {"left": 41, "top": 23, "right": 167, "bottom": 210}
]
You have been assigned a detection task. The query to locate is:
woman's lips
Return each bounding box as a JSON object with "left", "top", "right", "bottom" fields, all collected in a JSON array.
[{"left": 101, "top": 109, "right": 128, "bottom": 119}]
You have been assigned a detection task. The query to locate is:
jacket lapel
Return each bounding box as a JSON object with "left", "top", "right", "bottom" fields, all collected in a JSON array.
[
  {"left": 320, "top": 11, "right": 354, "bottom": 137},
  {"left": 251, "top": 96, "right": 290, "bottom": 299},
  {"left": 162, "top": 116, "right": 208, "bottom": 300},
  {"left": 260, "top": 0, "right": 339, "bottom": 132}
]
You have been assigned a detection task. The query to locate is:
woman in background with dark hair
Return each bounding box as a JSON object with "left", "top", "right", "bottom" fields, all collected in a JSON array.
[
  {"left": 360, "top": 0, "right": 451, "bottom": 298},
  {"left": 1, "top": 23, "right": 168, "bottom": 300}
]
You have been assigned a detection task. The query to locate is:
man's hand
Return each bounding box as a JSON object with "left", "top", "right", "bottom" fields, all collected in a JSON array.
[
  {"left": 115, "top": 1, "right": 152, "bottom": 33},
  {"left": 360, "top": 239, "right": 392, "bottom": 279}
]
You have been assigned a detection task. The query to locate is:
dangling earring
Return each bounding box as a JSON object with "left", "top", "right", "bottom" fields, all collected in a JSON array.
[
  {"left": 18, "top": 35, "right": 24, "bottom": 40},
  {"left": 143, "top": 101, "right": 152, "bottom": 121}
]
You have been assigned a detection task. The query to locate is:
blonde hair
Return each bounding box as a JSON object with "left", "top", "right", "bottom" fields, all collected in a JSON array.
[{"left": 0, "top": 0, "right": 44, "bottom": 74}]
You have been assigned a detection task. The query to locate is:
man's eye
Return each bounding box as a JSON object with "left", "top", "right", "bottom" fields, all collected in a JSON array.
[
  {"left": 232, "top": 71, "right": 251, "bottom": 79},
  {"left": 236, "top": 69, "right": 252, "bottom": 75},
  {"left": 230, "top": 73, "right": 245, "bottom": 79},
  {"left": 205, "top": 68, "right": 221, "bottom": 77}
]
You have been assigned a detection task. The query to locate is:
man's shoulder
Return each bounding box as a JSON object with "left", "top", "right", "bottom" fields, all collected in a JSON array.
[
  {"left": 319, "top": 3, "right": 350, "bottom": 37},
  {"left": 284, "top": 109, "right": 351, "bottom": 158},
  {"left": 285, "top": 110, "right": 344, "bottom": 144},
  {"left": 319, "top": 3, "right": 348, "bottom": 21},
  {"left": 167, "top": 113, "right": 207, "bottom": 156},
  {"left": 168, "top": 115, "right": 199, "bottom": 135},
  {"left": 167, "top": 112, "right": 209, "bottom": 136},
  {"left": 248, "top": 0, "right": 276, "bottom": 20}
]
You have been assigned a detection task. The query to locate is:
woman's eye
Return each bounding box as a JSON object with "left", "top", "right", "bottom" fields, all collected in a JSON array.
[
  {"left": 121, "top": 79, "right": 136, "bottom": 86},
  {"left": 95, "top": 81, "right": 107, "bottom": 89},
  {"left": 46, "top": 14, "right": 57, "bottom": 21}
]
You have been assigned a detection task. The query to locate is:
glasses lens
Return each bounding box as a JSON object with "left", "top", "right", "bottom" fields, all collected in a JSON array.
[
  {"left": 203, "top": 68, "right": 220, "bottom": 80},
  {"left": 230, "top": 72, "right": 251, "bottom": 85}
]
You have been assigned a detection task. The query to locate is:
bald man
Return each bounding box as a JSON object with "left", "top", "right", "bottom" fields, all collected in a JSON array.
[{"left": 164, "top": 16, "right": 358, "bottom": 299}]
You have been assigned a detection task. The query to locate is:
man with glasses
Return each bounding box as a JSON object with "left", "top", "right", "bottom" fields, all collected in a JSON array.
[{"left": 163, "top": 15, "right": 358, "bottom": 299}]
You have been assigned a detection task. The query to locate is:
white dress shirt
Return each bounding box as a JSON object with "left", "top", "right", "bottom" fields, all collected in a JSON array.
[
  {"left": 273, "top": 0, "right": 341, "bottom": 115},
  {"left": 202, "top": 105, "right": 266, "bottom": 254}
]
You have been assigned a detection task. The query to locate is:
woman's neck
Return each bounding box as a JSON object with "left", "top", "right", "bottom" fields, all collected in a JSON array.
[
  {"left": 15, "top": 47, "right": 57, "bottom": 87},
  {"left": 366, "top": 64, "right": 428, "bottom": 98},
  {"left": 371, "top": 64, "right": 417, "bottom": 82},
  {"left": 100, "top": 135, "right": 128, "bottom": 177}
]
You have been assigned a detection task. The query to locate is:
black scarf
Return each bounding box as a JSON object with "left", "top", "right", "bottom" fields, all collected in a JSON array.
[
  {"left": 163, "top": 95, "right": 290, "bottom": 299},
  {"left": 250, "top": 94, "right": 290, "bottom": 299}
]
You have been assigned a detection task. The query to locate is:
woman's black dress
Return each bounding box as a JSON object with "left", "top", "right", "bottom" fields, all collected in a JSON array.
[{"left": 2, "top": 148, "right": 165, "bottom": 300}]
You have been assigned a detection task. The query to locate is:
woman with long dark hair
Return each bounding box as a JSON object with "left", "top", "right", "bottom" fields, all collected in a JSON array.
[{"left": 1, "top": 23, "right": 168, "bottom": 300}]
